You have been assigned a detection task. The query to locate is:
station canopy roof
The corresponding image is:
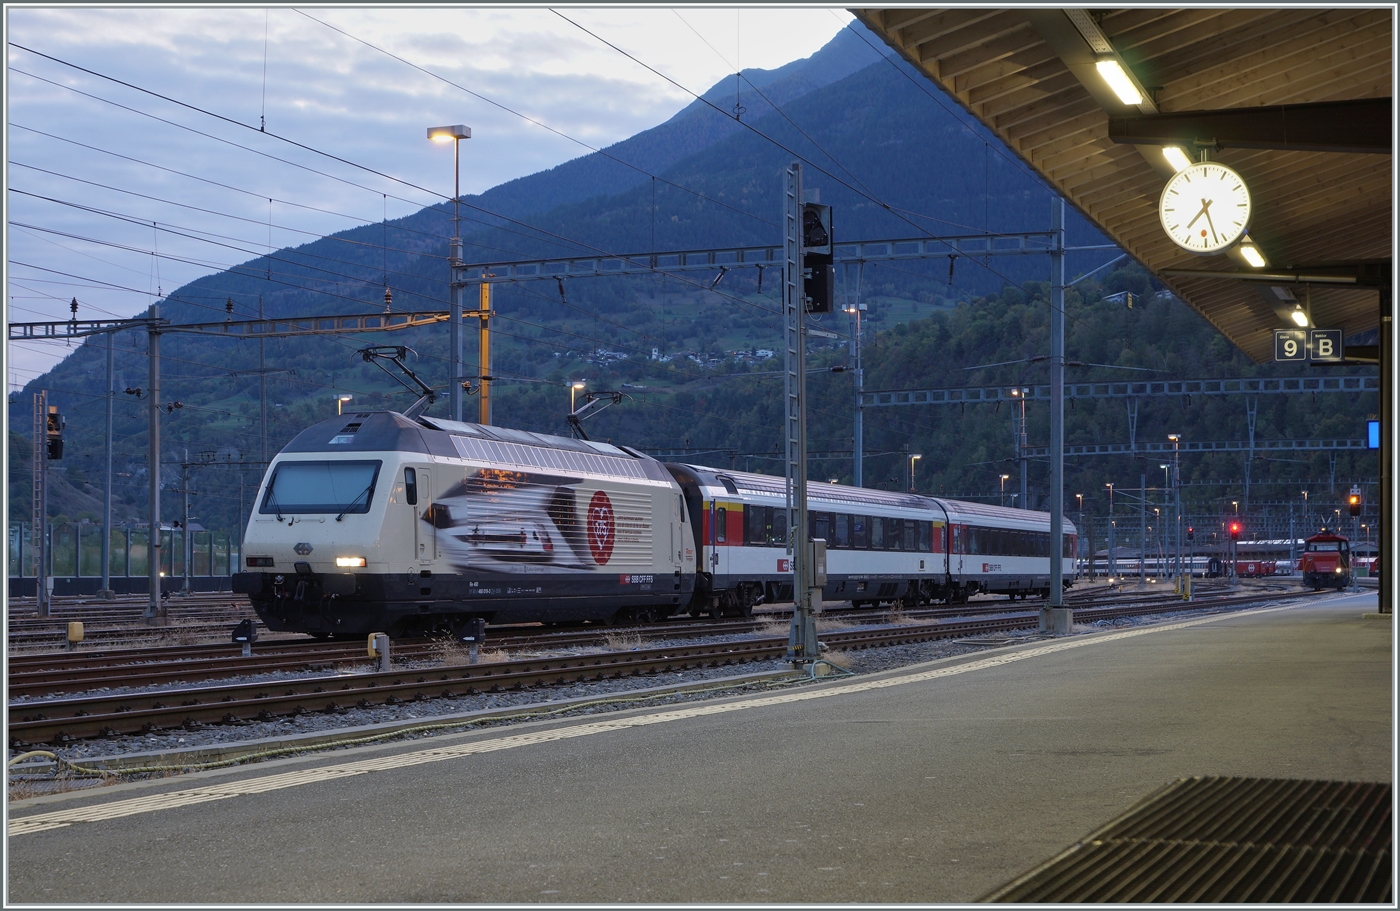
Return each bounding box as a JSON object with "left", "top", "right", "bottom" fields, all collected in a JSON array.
[{"left": 853, "top": 7, "right": 1393, "bottom": 363}]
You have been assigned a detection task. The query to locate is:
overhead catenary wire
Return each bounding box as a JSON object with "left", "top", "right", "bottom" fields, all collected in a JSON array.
[{"left": 291, "top": 9, "right": 779, "bottom": 232}]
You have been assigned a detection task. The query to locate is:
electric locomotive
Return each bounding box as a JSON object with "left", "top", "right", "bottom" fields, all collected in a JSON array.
[
  {"left": 233, "top": 411, "right": 695, "bottom": 637},
  {"left": 1296, "top": 530, "right": 1353, "bottom": 590},
  {"left": 234, "top": 410, "right": 1076, "bottom": 637}
]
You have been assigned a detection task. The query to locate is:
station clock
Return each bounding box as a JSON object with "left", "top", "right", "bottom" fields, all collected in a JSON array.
[{"left": 1158, "top": 161, "right": 1251, "bottom": 255}]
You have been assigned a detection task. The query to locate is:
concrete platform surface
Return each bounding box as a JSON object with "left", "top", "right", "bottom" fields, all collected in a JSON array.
[{"left": 7, "top": 592, "right": 1390, "bottom": 904}]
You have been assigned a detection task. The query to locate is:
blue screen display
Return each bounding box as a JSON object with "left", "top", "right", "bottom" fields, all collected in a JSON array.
[{"left": 1368, "top": 420, "right": 1380, "bottom": 450}]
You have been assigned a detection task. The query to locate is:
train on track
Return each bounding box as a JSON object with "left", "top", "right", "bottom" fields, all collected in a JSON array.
[
  {"left": 1297, "top": 530, "right": 1354, "bottom": 590},
  {"left": 233, "top": 411, "right": 1076, "bottom": 638}
]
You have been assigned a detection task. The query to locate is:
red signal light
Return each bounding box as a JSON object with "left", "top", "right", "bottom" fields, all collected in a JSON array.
[{"left": 1229, "top": 522, "right": 1241, "bottom": 540}]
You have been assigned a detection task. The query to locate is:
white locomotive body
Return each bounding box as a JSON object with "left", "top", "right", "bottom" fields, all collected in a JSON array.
[
  {"left": 234, "top": 411, "right": 1076, "bottom": 636},
  {"left": 235, "top": 412, "right": 693, "bottom": 636}
]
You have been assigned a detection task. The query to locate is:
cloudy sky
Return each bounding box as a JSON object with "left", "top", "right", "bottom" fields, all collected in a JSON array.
[{"left": 5, "top": 5, "right": 854, "bottom": 392}]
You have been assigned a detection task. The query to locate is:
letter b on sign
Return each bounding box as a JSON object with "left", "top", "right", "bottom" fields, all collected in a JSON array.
[{"left": 1310, "top": 329, "right": 1343, "bottom": 363}]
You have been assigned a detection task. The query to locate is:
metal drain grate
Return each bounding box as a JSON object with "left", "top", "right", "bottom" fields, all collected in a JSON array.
[{"left": 980, "top": 777, "right": 1391, "bottom": 903}]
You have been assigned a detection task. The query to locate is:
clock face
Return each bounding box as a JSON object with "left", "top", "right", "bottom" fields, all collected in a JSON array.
[{"left": 1158, "top": 161, "right": 1251, "bottom": 254}]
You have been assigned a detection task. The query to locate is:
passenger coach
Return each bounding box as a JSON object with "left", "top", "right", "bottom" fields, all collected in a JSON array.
[{"left": 666, "top": 465, "right": 1077, "bottom": 615}]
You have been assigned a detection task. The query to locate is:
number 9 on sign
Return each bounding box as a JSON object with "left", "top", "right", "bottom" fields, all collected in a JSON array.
[{"left": 1273, "top": 329, "right": 1307, "bottom": 362}]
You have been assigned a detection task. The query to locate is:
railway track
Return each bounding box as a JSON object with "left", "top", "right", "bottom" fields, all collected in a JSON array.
[
  {"left": 8, "top": 587, "right": 1315, "bottom": 746},
  {"left": 7, "top": 586, "right": 1238, "bottom": 697}
]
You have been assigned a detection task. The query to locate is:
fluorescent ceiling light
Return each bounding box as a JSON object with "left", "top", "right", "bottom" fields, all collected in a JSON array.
[
  {"left": 1291, "top": 304, "right": 1310, "bottom": 327},
  {"left": 1162, "top": 146, "right": 1192, "bottom": 172},
  {"left": 1095, "top": 59, "right": 1142, "bottom": 105},
  {"left": 1239, "top": 242, "right": 1267, "bottom": 268}
]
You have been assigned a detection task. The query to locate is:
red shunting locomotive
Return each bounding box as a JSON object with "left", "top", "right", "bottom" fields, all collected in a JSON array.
[{"left": 1296, "top": 530, "right": 1353, "bottom": 591}]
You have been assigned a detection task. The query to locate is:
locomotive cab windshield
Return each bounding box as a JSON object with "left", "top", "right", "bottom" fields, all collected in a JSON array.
[{"left": 259, "top": 459, "right": 382, "bottom": 516}]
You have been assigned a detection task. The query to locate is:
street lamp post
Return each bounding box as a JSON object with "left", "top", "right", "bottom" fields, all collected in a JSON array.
[
  {"left": 570, "top": 380, "right": 586, "bottom": 413},
  {"left": 1011, "top": 387, "right": 1028, "bottom": 508},
  {"left": 1000, "top": 474, "right": 1010, "bottom": 508},
  {"left": 844, "top": 295, "right": 866, "bottom": 487},
  {"left": 1153, "top": 508, "right": 1161, "bottom": 575},
  {"left": 1075, "top": 492, "right": 1084, "bottom": 576},
  {"left": 907, "top": 453, "right": 921, "bottom": 493},
  {"left": 1159, "top": 462, "right": 1170, "bottom": 579},
  {"left": 1106, "top": 482, "right": 1116, "bottom": 579},
  {"left": 336, "top": 394, "right": 354, "bottom": 415},
  {"left": 428, "top": 124, "right": 471, "bottom": 422},
  {"left": 1168, "top": 434, "right": 1181, "bottom": 584}
]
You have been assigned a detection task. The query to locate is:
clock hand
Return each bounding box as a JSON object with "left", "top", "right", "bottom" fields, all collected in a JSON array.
[
  {"left": 1184, "top": 197, "right": 1212, "bottom": 231},
  {"left": 1203, "top": 203, "right": 1219, "bottom": 243}
]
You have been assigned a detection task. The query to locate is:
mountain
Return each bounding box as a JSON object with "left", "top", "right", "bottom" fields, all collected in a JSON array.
[
  {"left": 469, "top": 21, "right": 901, "bottom": 222},
  {"left": 9, "top": 23, "right": 1379, "bottom": 539}
]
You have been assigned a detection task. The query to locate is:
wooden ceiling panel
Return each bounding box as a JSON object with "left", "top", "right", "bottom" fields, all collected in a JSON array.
[
  {"left": 904, "top": 11, "right": 1031, "bottom": 65},
  {"left": 853, "top": 6, "right": 1392, "bottom": 364}
]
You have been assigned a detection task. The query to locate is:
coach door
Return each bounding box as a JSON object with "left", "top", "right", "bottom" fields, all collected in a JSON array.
[{"left": 407, "top": 467, "right": 436, "bottom": 565}]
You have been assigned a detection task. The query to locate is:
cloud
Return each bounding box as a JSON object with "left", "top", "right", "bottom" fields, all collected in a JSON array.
[{"left": 5, "top": 7, "right": 848, "bottom": 390}]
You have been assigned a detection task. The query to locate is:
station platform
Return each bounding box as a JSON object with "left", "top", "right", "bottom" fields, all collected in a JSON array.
[{"left": 7, "top": 591, "right": 1391, "bottom": 903}]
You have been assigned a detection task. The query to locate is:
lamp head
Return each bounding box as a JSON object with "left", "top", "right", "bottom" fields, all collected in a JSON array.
[{"left": 427, "top": 124, "right": 471, "bottom": 142}]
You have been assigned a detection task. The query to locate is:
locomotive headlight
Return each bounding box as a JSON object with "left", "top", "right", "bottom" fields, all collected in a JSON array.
[
  {"left": 336, "top": 556, "right": 367, "bottom": 568},
  {"left": 1334, "top": 567, "right": 1342, "bottom": 573}
]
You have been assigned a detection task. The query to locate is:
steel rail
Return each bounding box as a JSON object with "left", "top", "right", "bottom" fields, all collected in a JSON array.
[{"left": 9, "top": 589, "right": 1313, "bottom": 745}]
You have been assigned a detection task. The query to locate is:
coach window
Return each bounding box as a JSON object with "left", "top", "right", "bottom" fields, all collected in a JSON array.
[
  {"left": 404, "top": 467, "right": 418, "bottom": 506},
  {"left": 832, "top": 514, "right": 849, "bottom": 548},
  {"left": 811, "top": 512, "right": 830, "bottom": 543},
  {"left": 881, "top": 517, "right": 899, "bottom": 551},
  {"left": 919, "top": 521, "right": 932, "bottom": 552},
  {"left": 715, "top": 507, "right": 726, "bottom": 544},
  {"left": 870, "top": 516, "right": 884, "bottom": 550},
  {"left": 772, "top": 510, "right": 788, "bottom": 546},
  {"left": 852, "top": 515, "right": 868, "bottom": 549},
  {"left": 745, "top": 505, "right": 762, "bottom": 545}
]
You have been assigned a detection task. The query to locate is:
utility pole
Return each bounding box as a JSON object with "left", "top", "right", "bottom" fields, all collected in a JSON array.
[
  {"left": 784, "top": 162, "right": 818, "bottom": 666},
  {"left": 32, "top": 391, "right": 49, "bottom": 616},
  {"left": 1139, "top": 470, "right": 1147, "bottom": 585},
  {"left": 450, "top": 218, "right": 464, "bottom": 423},
  {"left": 259, "top": 295, "right": 267, "bottom": 465},
  {"left": 479, "top": 280, "right": 492, "bottom": 424},
  {"left": 1042, "top": 197, "right": 1070, "bottom": 634},
  {"left": 1017, "top": 390, "right": 1029, "bottom": 510},
  {"left": 146, "top": 303, "right": 163, "bottom": 623},
  {"left": 846, "top": 261, "right": 865, "bottom": 487},
  {"left": 99, "top": 332, "right": 115, "bottom": 600},
  {"left": 1107, "top": 483, "right": 1116, "bottom": 579},
  {"left": 181, "top": 449, "right": 192, "bottom": 595}
]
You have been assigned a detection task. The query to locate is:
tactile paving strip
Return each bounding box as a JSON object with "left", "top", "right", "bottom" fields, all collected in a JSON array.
[{"left": 981, "top": 777, "right": 1391, "bottom": 903}]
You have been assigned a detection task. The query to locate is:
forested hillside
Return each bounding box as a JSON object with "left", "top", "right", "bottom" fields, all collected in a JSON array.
[{"left": 9, "top": 23, "right": 1379, "bottom": 539}]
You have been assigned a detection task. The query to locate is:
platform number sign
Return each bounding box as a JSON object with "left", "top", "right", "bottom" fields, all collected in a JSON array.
[
  {"left": 1274, "top": 329, "right": 1307, "bottom": 362},
  {"left": 1310, "top": 329, "right": 1343, "bottom": 363},
  {"left": 1273, "top": 328, "right": 1344, "bottom": 363}
]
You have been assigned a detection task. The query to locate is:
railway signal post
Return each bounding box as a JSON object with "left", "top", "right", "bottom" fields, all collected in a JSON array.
[{"left": 784, "top": 162, "right": 820, "bottom": 667}]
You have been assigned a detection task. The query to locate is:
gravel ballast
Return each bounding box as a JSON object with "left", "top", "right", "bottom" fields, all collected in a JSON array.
[{"left": 8, "top": 600, "right": 1289, "bottom": 789}]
